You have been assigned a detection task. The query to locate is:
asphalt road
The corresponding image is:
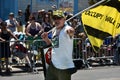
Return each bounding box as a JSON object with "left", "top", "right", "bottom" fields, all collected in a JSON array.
[{"left": 0, "top": 65, "right": 120, "bottom": 80}]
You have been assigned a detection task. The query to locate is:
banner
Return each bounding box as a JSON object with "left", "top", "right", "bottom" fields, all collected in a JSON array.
[{"left": 82, "top": 0, "right": 120, "bottom": 52}]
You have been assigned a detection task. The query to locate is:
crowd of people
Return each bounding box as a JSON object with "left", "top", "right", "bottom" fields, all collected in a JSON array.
[
  {"left": 0, "top": 4, "right": 84, "bottom": 76},
  {"left": 0, "top": 2, "right": 120, "bottom": 80}
]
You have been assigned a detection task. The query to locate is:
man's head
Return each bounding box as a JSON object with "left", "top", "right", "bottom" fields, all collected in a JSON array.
[
  {"left": 9, "top": 12, "right": 14, "bottom": 20},
  {"left": 52, "top": 5, "right": 57, "bottom": 11},
  {"left": 52, "top": 10, "right": 65, "bottom": 29},
  {"left": 18, "top": 10, "right": 23, "bottom": 15}
]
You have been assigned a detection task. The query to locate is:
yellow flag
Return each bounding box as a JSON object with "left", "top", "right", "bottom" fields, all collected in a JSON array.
[{"left": 82, "top": 0, "right": 120, "bottom": 52}]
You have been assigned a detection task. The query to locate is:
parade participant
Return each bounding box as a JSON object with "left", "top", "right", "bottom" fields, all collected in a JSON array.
[
  {"left": 41, "top": 10, "right": 76, "bottom": 80},
  {"left": 16, "top": 10, "right": 24, "bottom": 32}
]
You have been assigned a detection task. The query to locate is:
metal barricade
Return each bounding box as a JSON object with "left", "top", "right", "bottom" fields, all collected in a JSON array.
[
  {"left": 0, "top": 39, "right": 46, "bottom": 73},
  {"left": 0, "top": 37, "right": 115, "bottom": 74},
  {"left": 31, "top": 39, "right": 47, "bottom": 73},
  {"left": 72, "top": 38, "right": 114, "bottom": 68},
  {"left": 83, "top": 38, "right": 114, "bottom": 66},
  {"left": 73, "top": 38, "right": 92, "bottom": 69}
]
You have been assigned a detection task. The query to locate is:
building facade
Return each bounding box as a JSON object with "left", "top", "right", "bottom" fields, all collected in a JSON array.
[
  {"left": 0, "top": 0, "right": 90, "bottom": 21},
  {"left": 0, "top": 0, "right": 18, "bottom": 20}
]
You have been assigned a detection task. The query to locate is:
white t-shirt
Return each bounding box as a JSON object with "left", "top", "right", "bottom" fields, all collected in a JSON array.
[
  {"left": 5, "top": 19, "right": 17, "bottom": 32},
  {"left": 51, "top": 25, "right": 75, "bottom": 69}
]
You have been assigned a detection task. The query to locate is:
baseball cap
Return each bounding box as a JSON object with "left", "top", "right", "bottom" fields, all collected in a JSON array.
[
  {"left": 52, "top": 10, "right": 65, "bottom": 19},
  {"left": 9, "top": 12, "right": 14, "bottom": 17},
  {"left": 52, "top": 5, "right": 56, "bottom": 9},
  {"left": 18, "top": 10, "right": 22, "bottom": 13}
]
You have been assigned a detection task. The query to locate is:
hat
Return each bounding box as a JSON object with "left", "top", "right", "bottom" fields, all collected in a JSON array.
[
  {"left": 9, "top": 12, "right": 14, "bottom": 16},
  {"left": 52, "top": 5, "right": 57, "bottom": 9},
  {"left": 18, "top": 10, "right": 22, "bottom": 13},
  {"left": 53, "top": 10, "right": 65, "bottom": 18}
]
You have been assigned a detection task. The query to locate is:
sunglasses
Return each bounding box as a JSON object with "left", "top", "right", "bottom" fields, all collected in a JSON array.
[{"left": 53, "top": 17, "right": 62, "bottom": 20}]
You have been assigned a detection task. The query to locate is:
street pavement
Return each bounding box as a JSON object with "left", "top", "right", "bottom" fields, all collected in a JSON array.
[{"left": 0, "top": 65, "right": 120, "bottom": 80}]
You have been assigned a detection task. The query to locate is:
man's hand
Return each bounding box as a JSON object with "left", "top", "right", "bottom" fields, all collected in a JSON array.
[
  {"left": 66, "top": 28, "right": 75, "bottom": 38},
  {"left": 41, "top": 32, "right": 49, "bottom": 40}
]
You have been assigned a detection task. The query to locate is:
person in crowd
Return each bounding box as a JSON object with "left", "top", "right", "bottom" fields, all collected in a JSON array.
[
  {"left": 66, "top": 13, "right": 73, "bottom": 26},
  {"left": 113, "top": 34, "right": 120, "bottom": 65},
  {"left": 16, "top": 10, "right": 25, "bottom": 32},
  {"left": 42, "top": 13, "right": 53, "bottom": 32},
  {"left": 25, "top": 16, "right": 44, "bottom": 66},
  {"left": 25, "top": 13, "right": 34, "bottom": 29},
  {"left": 25, "top": 4, "right": 31, "bottom": 23},
  {"left": 37, "top": 9, "right": 45, "bottom": 24},
  {"left": 51, "top": 5, "right": 57, "bottom": 11},
  {"left": 85, "top": 37, "right": 94, "bottom": 58},
  {"left": 41, "top": 10, "right": 76, "bottom": 80},
  {"left": 5, "top": 12, "right": 19, "bottom": 32},
  {"left": 0, "top": 21, "right": 18, "bottom": 72},
  {"left": 25, "top": 16, "right": 43, "bottom": 39}
]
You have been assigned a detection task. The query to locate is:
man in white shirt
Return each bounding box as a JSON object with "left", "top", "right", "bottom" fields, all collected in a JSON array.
[
  {"left": 41, "top": 10, "right": 76, "bottom": 80},
  {"left": 5, "top": 12, "right": 19, "bottom": 32}
]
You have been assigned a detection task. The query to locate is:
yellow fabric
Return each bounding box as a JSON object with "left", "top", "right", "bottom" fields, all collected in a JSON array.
[{"left": 82, "top": 5, "right": 120, "bottom": 52}]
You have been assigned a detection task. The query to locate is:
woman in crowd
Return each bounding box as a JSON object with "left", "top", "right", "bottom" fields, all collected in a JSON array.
[
  {"left": 42, "top": 13, "right": 53, "bottom": 32},
  {"left": 25, "top": 16, "right": 43, "bottom": 39},
  {"left": 0, "top": 21, "right": 18, "bottom": 72}
]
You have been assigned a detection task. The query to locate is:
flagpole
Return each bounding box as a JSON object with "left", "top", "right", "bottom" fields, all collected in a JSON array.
[
  {"left": 48, "top": 0, "right": 109, "bottom": 33},
  {"left": 66, "top": 0, "right": 109, "bottom": 22}
]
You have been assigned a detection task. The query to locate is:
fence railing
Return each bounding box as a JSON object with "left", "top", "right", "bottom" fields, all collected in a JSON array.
[{"left": 0, "top": 38, "right": 115, "bottom": 73}]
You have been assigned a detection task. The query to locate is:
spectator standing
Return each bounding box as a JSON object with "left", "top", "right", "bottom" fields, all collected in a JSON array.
[
  {"left": 37, "top": 9, "right": 45, "bottom": 24},
  {"left": 25, "top": 4, "right": 31, "bottom": 23},
  {"left": 41, "top": 10, "right": 76, "bottom": 80},
  {"left": 25, "top": 16, "right": 43, "bottom": 39},
  {"left": 0, "top": 21, "right": 18, "bottom": 72},
  {"left": 51, "top": 5, "right": 57, "bottom": 11},
  {"left": 42, "top": 13, "right": 53, "bottom": 32},
  {"left": 16, "top": 10, "right": 24, "bottom": 32},
  {"left": 113, "top": 34, "right": 120, "bottom": 65},
  {"left": 5, "top": 12, "right": 19, "bottom": 32}
]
